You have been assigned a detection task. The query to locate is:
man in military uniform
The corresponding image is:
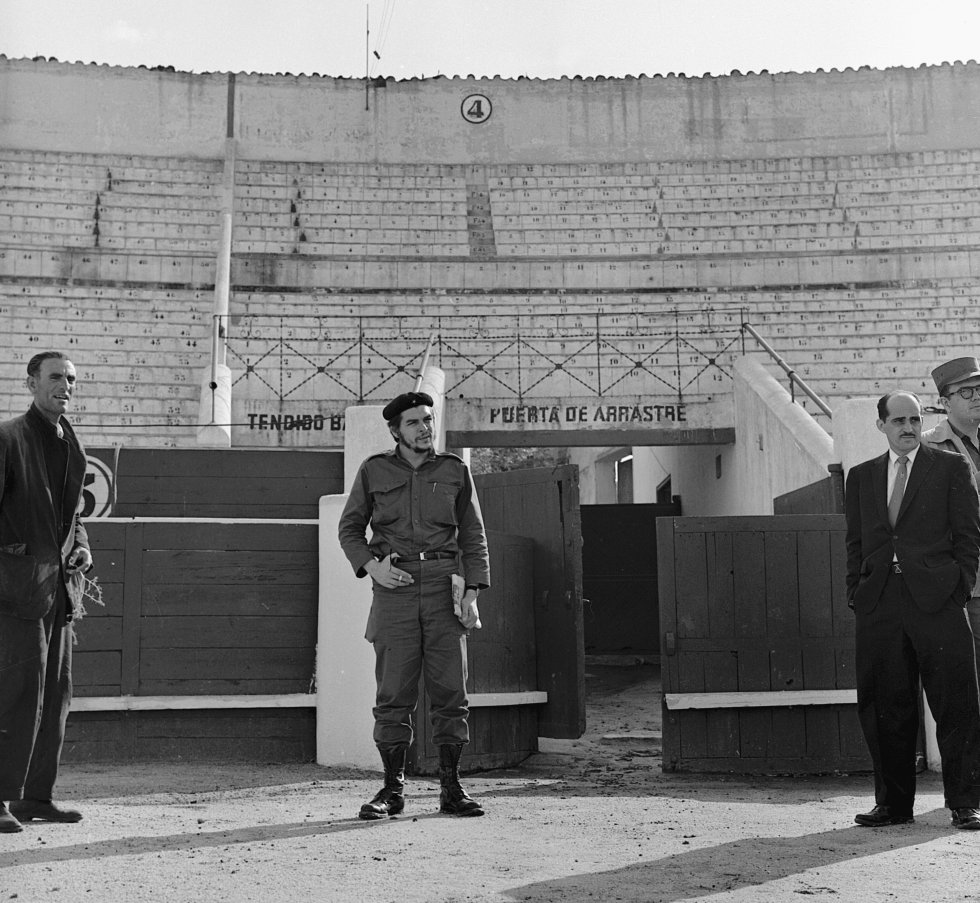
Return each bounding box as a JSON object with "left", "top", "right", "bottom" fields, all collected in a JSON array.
[
  {"left": 922, "top": 356, "right": 980, "bottom": 671},
  {"left": 338, "top": 391, "right": 490, "bottom": 819}
]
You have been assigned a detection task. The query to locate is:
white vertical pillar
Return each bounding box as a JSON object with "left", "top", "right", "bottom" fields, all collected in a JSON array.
[
  {"left": 318, "top": 404, "right": 388, "bottom": 767},
  {"left": 196, "top": 362, "right": 233, "bottom": 447},
  {"left": 417, "top": 365, "right": 447, "bottom": 452},
  {"left": 198, "top": 139, "right": 235, "bottom": 446},
  {"left": 316, "top": 493, "right": 378, "bottom": 768}
]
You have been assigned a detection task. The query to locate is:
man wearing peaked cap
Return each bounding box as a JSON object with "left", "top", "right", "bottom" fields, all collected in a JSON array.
[
  {"left": 923, "top": 355, "right": 980, "bottom": 676},
  {"left": 338, "top": 390, "right": 490, "bottom": 820}
]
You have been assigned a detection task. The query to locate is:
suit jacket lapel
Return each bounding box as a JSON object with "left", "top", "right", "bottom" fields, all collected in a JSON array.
[
  {"left": 872, "top": 452, "right": 890, "bottom": 526},
  {"left": 897, "top": 445, "right": 933, "bottom": 523}
]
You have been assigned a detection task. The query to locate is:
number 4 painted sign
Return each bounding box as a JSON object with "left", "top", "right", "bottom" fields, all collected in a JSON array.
[{"left": 461, "top": 94, "right": 492, "bottom": 124}]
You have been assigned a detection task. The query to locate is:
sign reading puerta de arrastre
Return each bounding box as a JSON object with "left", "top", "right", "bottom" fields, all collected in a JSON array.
[
  {"left": 233, "top": 395, "right": 730, "bottom": 447},
  {"left": 226, "top": 311, "right": 740, "bottom": 448}
]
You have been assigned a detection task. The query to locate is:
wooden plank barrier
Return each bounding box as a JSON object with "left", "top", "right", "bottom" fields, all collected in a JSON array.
[
  {"left": 658, "top": 514, "right": 871, "bottom": 774},
  {"left": 68, "top": 519, "right": 546, "bottom": 765},
  {"left": 67, "top": 519, "right": 320, "bottom": 761}
]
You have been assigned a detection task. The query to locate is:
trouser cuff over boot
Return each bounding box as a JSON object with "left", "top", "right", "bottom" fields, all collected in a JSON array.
[
  {"left": 359, "top": 745, "right": 407, "bottom": 820},
  {"left": 438, "top": 743, "right": 484, "bottom": 817}
]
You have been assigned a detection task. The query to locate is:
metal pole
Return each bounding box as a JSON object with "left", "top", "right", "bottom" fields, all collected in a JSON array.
[{"left": 414, "top": 334, "right": 436, "bottom": 391}]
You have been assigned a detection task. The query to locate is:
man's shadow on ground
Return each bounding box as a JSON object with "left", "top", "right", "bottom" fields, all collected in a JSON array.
[
  {"left": 0, "top": 809, "right": 439, "bottom": 869},
  {"left": 503, "top": 812, "right": 951, "bottom": 902}
]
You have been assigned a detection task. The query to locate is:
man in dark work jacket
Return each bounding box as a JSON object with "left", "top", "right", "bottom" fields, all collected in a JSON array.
[
  {"left": 0, "top": 352, "right": 92, "bottom": 833},
  {"left": 846, "top": 390, "right": 980, "bottom": 830}
]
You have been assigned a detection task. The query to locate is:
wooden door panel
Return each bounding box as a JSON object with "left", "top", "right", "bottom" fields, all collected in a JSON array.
[
  {"left": 476, "top": 465, "right": 584, "bottom": 739},
  {"left": 659, "top": 514, "right": 872, "bottom": 773}
]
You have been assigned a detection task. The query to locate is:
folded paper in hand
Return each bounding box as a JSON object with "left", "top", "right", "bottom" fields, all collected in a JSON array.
[{"left": 451, "top": 574, "right": 482, "bottom": 629}]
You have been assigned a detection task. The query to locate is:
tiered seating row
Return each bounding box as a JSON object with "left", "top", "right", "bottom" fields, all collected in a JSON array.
[
  {"left": 4, "top": 147, "right": 980, "bottom": 261},
  {"left": 0, "top": 150, "right": 223, "bottom": 254},
  {"left": 234, "top": 161, "right": 471, "bottom": 257},
  {"left": 236, "top": 159, "right": 467, "bottom": 178},
  {"left": 489, "top": 173, "right": 980, "bottom": 195},
  {"left": 0, "top": 248, "right": 216, "bottom": 283},
  {"left": 485, "top": 148, "right": 980, "bottom": 178},
  {"left": 2, "top": 278, "right": 978, "bottom": 444},
  {"left": 0, "top": 285, "right": 211, "bottom": 445}
]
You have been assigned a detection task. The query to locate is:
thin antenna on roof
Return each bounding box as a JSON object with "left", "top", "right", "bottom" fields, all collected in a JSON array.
[{"left": 365, "top": 4, "right": 370, "bottom": 111}]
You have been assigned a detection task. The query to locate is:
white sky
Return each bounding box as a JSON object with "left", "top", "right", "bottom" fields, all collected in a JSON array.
[{"left": 3, "top": 0, "right": 979, "bottom": 80}]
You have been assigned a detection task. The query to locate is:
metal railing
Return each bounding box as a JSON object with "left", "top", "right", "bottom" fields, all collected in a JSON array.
[{"left": 741, "top": 320, "right": 833, "bottom": 418}]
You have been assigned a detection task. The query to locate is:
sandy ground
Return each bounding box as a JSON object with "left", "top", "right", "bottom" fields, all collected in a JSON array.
[{"left": 3, "top": 662, "right": 980, "bottom": 903}]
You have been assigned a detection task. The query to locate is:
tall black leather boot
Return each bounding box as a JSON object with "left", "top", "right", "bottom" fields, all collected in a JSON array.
[
  {"left": 359, "top": 744, "right": 407, "bottom": 820},
  {"left": 438, "top": 743, "right": 484, "bottom": 817}
]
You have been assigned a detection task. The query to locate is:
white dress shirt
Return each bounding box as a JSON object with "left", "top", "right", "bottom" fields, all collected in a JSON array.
[{"left": 887, "top": 445, "right": 919, "bottom": 503}]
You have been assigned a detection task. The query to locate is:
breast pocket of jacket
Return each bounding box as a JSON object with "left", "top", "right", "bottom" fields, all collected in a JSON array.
[
  {"left": 369, "top": 475, "right": 411, "bottom": 527},
  {"left": 421, "top": 476, "right": 462, "bottom": 526}
]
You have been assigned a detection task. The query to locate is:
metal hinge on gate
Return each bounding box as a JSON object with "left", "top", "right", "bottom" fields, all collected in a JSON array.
[{"left": 664, "top": 631, "right": 676, "bottom": 656}]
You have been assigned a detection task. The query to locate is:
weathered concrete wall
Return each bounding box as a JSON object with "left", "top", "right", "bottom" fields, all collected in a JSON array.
[
  {"left": 6, "top": 57, "right": 980, "bottom": 162},
  {"left": 636, "top": 356, "right": 836, "bottom": 516},
  {"left": 0, "top": 59, "right": 227, "bottom": 157},
  {"left": 728, "top": 356, "right": 837, "bottom": 515}
]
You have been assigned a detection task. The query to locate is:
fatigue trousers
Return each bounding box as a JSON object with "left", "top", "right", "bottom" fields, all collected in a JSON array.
[
  {"left": 365, "top": 558, "right": 469, "bottom": 749},
  {"left": 856, "top": 570, "right": 980, "bottom": 813},
  {"left": 0, "top": 585, "right": 72, "bottom": 802}
]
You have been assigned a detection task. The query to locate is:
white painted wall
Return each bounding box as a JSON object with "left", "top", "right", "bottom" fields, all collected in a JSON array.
[
  {"left": 318, "top": 402, "right": 390, "bottom": 768},
  {"left": 727, "top": 356, "right": 837, "bottom": 514},
  {"left": 570, "top": 447, "right": 627, "bottom": 504},
  {"left": 577, "top": 355, "right": 837, "bottom": 515},
  {"left": 316, "top": 493, "right": 377, "bottom": 768},
  {"left": 631, "top": 447, "right": 671, "bottom": 503}
]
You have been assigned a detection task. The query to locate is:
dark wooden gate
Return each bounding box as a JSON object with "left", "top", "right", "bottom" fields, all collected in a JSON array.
[
  {"left": 581, "top": 502, "right": 680, "bottom": 657},
  {"left": 475, "top": 465, "right": 585, "bottom": 739},
  {"left": 658, "top": 514, "right": 870, "bottom": 774}
]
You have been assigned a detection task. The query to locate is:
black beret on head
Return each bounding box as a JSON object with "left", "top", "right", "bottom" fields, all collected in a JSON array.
[{"left": 382, "top": 391, "right": 434, "bottom": 422}]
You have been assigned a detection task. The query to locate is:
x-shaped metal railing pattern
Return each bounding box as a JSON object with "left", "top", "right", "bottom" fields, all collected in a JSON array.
[{"left": 223, "top": 310, "right": 745, "bottom": 404}]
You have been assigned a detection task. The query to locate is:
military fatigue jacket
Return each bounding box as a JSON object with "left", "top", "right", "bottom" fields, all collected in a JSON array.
[{"left": 338, "top": 447, "right": 490, "bottom": 589}]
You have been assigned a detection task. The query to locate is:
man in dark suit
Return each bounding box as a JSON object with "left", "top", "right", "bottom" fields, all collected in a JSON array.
[{"left": 846, "top": 390, "right": 980, "bottom": 830}]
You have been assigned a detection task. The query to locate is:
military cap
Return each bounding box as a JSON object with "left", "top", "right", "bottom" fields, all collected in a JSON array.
[
  {"left": 382, "top": 391, "right": 434, "bottom": 422},
  {"left": 931, "top": 356, "right": 980, "bottom": 395}
]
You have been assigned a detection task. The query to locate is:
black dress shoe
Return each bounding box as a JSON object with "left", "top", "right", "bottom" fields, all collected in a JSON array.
[
  {"left": 854, "top": 804, "right": 914, "bottom": 827},
  {"left": 951, "top": 808, "right": 980, "bottom": 830},
  {"left": 9, "top": 800, "right": 82, "bottom": 823}
]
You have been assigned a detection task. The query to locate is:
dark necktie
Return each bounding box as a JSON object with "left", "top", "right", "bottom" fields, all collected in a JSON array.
[{"left": 888, "top": 455, "right": 908, "bottom": 527}]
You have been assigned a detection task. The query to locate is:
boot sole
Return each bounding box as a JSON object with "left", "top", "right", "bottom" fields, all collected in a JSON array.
[{"left": 359, "top": 804, "right": 405, "bottom": 820}]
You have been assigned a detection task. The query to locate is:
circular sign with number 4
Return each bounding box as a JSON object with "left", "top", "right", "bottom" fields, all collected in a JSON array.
[{"left": 461, "top": 94, "right": 492, "bottom": 124}]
